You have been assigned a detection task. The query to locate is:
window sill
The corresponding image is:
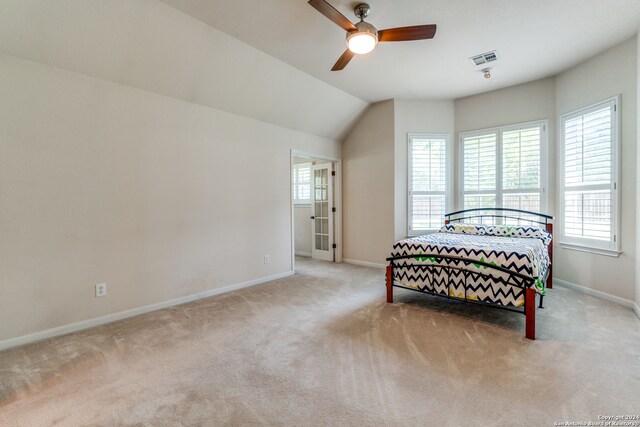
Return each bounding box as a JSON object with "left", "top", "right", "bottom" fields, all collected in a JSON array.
[{"left": 558, "top": 242, "right": 622, "bottom": 258}]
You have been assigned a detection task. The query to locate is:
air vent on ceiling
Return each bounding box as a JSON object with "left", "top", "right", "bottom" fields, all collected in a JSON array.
[{"left": 470, "top": 50, "right": 498, "bottom": 66}]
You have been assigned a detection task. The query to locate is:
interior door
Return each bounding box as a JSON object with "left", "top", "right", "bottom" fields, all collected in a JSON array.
[{"left": 311, "top": 163, "right": 334, "bottom": 261}]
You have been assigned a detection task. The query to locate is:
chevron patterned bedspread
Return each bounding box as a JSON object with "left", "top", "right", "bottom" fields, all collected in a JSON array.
[{"left": 390, "top": 226, "right": 551, "bottom": 307}]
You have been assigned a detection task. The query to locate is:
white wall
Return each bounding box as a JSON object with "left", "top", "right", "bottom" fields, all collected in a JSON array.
[
  {"left": 294, "top": 206, "right": 312, "bottom": 256},
  {"left": 0, "top": 0, "right": 367, "bottom": 141},
  {"left": 0, "top": 0, "right": 361, "bottom": 345},
  {"left": 293, "top": 157, "right": 339, "bottom": 258},
  {"left": 0, "top": 52, "right": 341, "bottom": 343},
  {"left": 555, "top": 36, "right": 637, "bottom": 301},
  {"left": 342, "top": 101, "right": 395, "bottom": 265},
  {"left": 292, "top": 157, "right": 312, "bottom": 256},
  {"left": 394, "top": 100, "right": 456, "bottom": 240}
]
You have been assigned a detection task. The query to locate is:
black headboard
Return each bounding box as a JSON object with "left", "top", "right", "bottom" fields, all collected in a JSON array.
[{"left": 445, "top": 208, "right": 553, "bottom": 227}]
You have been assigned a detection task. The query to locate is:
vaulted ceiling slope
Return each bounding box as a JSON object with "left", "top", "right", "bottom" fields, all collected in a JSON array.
[
  {"left": 0, "top": 0, "right": 367, "bottom": 141},
  {"left": 160, "top": 0, "right": 640, "bottom": 102}
]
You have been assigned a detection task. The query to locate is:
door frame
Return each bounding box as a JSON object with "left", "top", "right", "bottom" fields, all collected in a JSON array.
[{"left": 290, "top": 150, "right": 342, "bottom": 273}]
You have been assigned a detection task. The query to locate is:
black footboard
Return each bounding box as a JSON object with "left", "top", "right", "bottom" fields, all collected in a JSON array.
[{"left": 385, "top": 253, "right": 542, "bottom": 339}]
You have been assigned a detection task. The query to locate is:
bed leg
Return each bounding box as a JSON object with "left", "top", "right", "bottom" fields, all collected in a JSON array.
[
  {"left": 525, "top": 288, "right": 536, "bottom": 340},
  {"left": 386, "top": 265, "right": 393, "bottom": 303}
]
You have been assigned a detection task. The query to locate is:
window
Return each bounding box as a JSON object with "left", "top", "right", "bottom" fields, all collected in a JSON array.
[
  {"left": 460, "top": 121, "right": 547, "bottom": 223},
  {"left": 408, "top": 134, "right": 449, "bottom": 234},
  {"left": 293, "top": 163, "right": 312, "bottom": 205},
  {"left": 560, "top": 97, "right": 619, "bottom": 255}
]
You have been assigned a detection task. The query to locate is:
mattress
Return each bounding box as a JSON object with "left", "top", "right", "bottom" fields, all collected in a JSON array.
[{"left": 390, "top": 224, "right": 552, "bottom": 307}]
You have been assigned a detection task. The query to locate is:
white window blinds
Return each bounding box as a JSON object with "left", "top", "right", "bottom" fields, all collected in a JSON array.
[
  {"left": 462, "top": 132, "right": 497, "bottom": 212},
  {"left": 460, "top": 121, "right": 546, "bottom": 223},
  {"left": 408, "top": 134, "right": 448, "bottom": 234},
  {"left": 561, "top": 98, "right": 619, "bottom": 252},
  {"left": 293, "top": 163, "right": 312, "bottom": 204},
  {"left": 502, "top": 126, "right": 542, "bottom": 215}
]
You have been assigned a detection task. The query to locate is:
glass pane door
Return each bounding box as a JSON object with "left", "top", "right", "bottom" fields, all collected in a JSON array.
[{"left": 311, "top": 163, "right": 334, "bottom": 261}]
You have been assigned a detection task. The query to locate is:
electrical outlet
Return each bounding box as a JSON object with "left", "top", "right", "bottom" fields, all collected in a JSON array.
[
  {"left": 264, "top": 255, "right": 270, "bottom": 264},
  {"left": 95, "top": 283, "right": 107, "bottom": 298}
]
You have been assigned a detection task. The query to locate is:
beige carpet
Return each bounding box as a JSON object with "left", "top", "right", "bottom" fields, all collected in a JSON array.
[{"left": 1, "top": 257, "right": 639, "bottom": 426}]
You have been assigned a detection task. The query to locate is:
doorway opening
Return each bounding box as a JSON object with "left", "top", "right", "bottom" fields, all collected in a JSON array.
[{"left": 290, "top": 151, "right": 341, "bottom": 272}]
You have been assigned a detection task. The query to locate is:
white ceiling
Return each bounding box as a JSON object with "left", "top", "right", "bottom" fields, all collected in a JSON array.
[{"left": 159, "top": 0, "right": 640, "bottom": 102}]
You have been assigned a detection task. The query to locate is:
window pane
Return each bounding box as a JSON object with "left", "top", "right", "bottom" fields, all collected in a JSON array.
[
  {"left": 411, "top": 138, "right": 446, "bottom": 192},
  {"left": 565, "top": 190, "right": 611, "bottom": 240},
  {"left": 502, "top": 127, "right": 540, "bottom": 190},
  {"left": 411, "top": 195, "right": 445, "bottom": 231},
  {"left": 463, "top": 194, "right": 496, "bottom": 224},
  {"left": 564, "top": 107, "right": 611, "bottom": 187},
  {"left": 502, "top": 194, "right": 541, "bottom": 225},
  {"left": 463, "top": 133, "right": 496, "bottom": 191}
]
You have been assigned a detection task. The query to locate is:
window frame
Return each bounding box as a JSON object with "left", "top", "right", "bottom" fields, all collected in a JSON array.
[
  {"left": 292, "top": 162, "right": 312, "bottom": 206},
  {"left": 459, "top": 119, "right": 549, "bottom": 216},
  {"left": 558, "top": 96, "right": 620, "bottom": 256},
  {"left": 407, "top": 133, "right": 451, "bottom": 236}
]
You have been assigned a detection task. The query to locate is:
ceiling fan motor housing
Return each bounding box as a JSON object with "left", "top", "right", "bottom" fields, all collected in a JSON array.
[{"left": 348, "top": 21, "right": 378, "bottom": 39}]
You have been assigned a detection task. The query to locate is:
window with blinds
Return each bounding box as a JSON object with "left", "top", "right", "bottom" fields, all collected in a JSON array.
[
  {"left": 293, "top": 163, "right": 312, "bottom": 204},
  {"left": 462, "top": 132, "right": 497, "bottom": 215},
  {"left": 502, "top": 126, "right": 542, "bottom": 216},
  {"left": 460, "top": 121, "right": 546, "bottom": 224},
  {"left": 408, "top": 134, "right": 448, "bottom": 234},
  {"left": 560, "top": 97, "right": 619, "bottom": 253}
]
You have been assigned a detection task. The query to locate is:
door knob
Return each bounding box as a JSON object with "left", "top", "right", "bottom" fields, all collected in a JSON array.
[{"left": 310, "top": 216, "right": 315, "bottom": 219}]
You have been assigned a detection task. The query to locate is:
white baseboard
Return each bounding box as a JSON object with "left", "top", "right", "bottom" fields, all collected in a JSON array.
[
  {"left": 0, "top": 271, "right": 294, "bottom": 352},
  {"left": 295, "top": 251, "right": 311, "bottom": 257},
  {"left": 343, "top": 258, "right": 386, "bottom": 269},
  {"left": 554, "top": 278, "right": 640, "bottom": 319}
]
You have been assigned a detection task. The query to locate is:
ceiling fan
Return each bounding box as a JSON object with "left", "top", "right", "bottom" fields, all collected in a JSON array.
[{"left": 308, "top": 0, "right": 437, "bottom": 71}]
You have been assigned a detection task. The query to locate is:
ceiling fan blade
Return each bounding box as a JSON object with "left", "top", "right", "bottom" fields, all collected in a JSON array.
[
  {"left": 308, "top": 0, "right": 357, "bottom": 32},
  {"left": 331, "top": 49, "right": 356, "bottom": 71},
  {"left": 377, "top": 24, "right": 437, "bottom": 42}
]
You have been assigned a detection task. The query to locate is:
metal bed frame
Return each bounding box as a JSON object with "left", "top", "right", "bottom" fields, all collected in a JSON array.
[{"left": 385, "top": 208, "right": 553, "bottom": 340}]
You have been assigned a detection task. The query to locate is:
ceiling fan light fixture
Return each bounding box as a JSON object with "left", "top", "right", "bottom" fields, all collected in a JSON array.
[
  {"left": 346, "top": 21, "right": 378, "bottom": 54},
  {"left": 347, "top": 32, "right": 377, "bottom": 54}
]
